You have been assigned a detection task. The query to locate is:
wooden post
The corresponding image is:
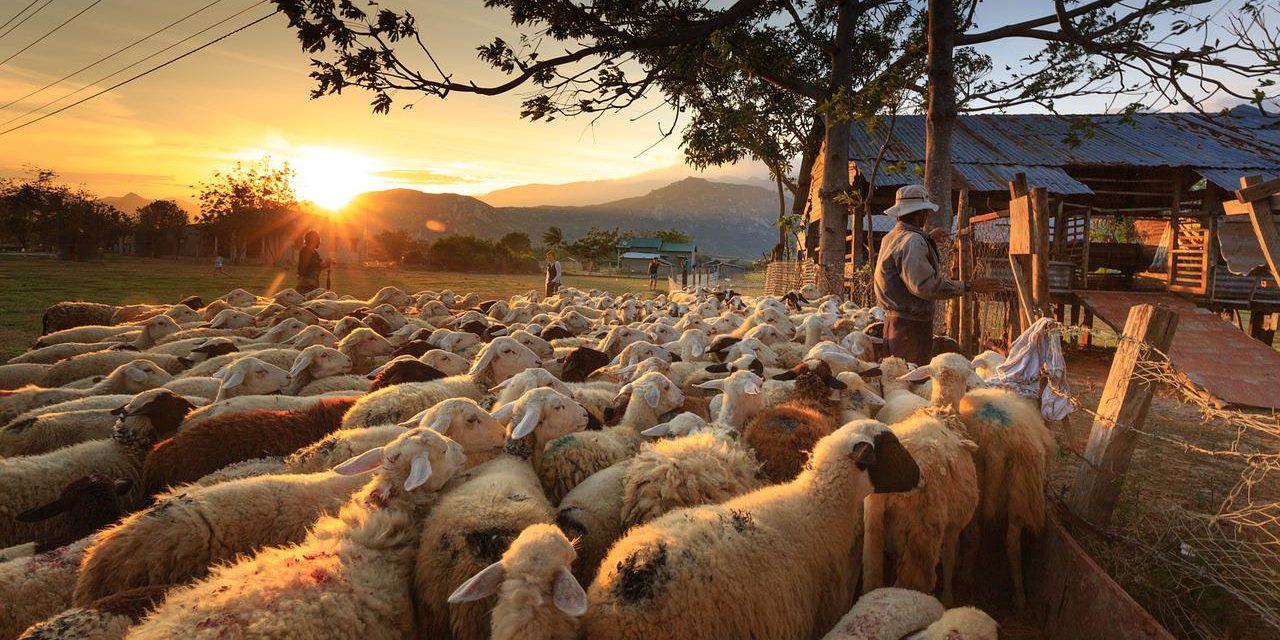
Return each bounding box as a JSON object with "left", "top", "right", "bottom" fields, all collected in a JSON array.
[
  {"left": 1224, "top": 175, "right": 1280, "bottom": 285},
  {"left": 1069, "top": 303, "right": 1081, "bottom": 347},
  {"left": 1081, "top": 309, "right": 1094, "bottom": 347},
  {"left": 1067, "top": 304, "right": 1179, "bottom": 527},
  {"left": 1008, "top": 174, "right": 1035, "bottom": 331},
  {"left": 1081, "top": 208, "right": 1092, "bottom": 290},
  {"left": 956, "top": 189, "right": 975, "bottom": 354},
  {"left": 1031, "top": 186, "right": 1052, "bottom": 315}
]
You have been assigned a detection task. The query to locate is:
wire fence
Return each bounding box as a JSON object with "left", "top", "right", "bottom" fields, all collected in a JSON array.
[{"left": 1039, "top": 325, "right": 1279, "bottom": 638}]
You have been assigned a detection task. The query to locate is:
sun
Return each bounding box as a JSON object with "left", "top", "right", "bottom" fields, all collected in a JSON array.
[{"left": 291, "top": 147, "right": 381, "bottom": 211}]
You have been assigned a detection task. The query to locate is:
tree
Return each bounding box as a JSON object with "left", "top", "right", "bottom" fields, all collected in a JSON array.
[
  {"left": 565, "top": 227, "right": 625, "bottom": 267},
  {"left": 541, "top": 226, "right": 564, "bottom": 249},
  {"left": 650, "top": 228, "right": 691, "bottom": 245},
  {"left": 372, "top": 229, "right": 413, "bottom": 262},
  {"left": 0, "top": 167, "right": 58, "bottom": 251},
  {"left": 135, "top": 200, "right": 188, "bottom": 257},
  {"left": 498, "top": 232, "right": 533, "bottom": 256},
  {"left": 0, "top": 168, "right": 131, "bottom": 259},
  {"left": 196, "top": 157, "right": 299, "bottom": 264}
]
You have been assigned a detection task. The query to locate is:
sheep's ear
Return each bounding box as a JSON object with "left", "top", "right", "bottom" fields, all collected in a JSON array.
[
  {"left": 114, "top": 478, "right": 133, "bottom": 495},
  {"left": 448, "top": 561, "right": 505, "bottom": 603},
  {"left": 612, "top": 383, "right": 633, "bottom": 406},
  {"left": 641, "top": 423, "right": 670, "bottom": 437},
  {"left": 404, "top": 453, "right": 434, "bottom": 491},
  {"left": 771, "top": 368, "right": 798, "bottom": 381},
  {"left": 898, "top": 365, "right": 934, "bottom": 383},
  {"left": 428, "top": 412, "right": 452, "bottom": 434},
  {"left": 468, "top": 344, "right": 497, "bottom": 378},
  {"left": 642, "top": 384, "right": 661, "bottom": 409},
  {"left": 511, "top": 409, "right": 540, "bottom": 439},
  {"left": 489, "top": 378, "right": 512, "bottom": 393},
  {"left": 221, "top": 366, "right": 247, "bottom": 389},
  {"left": 691, "top": 342, "right": 705, "bottom": 358},
  {"left": 553, "top": 566, "right": 588, "bottom": 617},
  {"left": 333, "top": 447, "right": 383, "bottom": 475},
  {"left": 861, "top": 389, "right": 886, "bottom": 407},
  {"left": 705, "top": 362, "right": 731, "bottom": 374},
  {"left": 742, "top": 381, "right": 762, "bottom": 395},
  {"left": 858, "top": 366, "right": 882, "bottom": 379},
  {"left": 126, "top": 366, "right": 148, "bottom": 384},
  {"left": 288, "top": 351, "right": 316, "bottom": 378},
  {"left": 491, "top": 403, "right": 516, "bottom": 423},
  {"left": 868, "top": 430, "right": 920, "bottom": 493},
  {"left": 695, "top": 379, "right": 726, "bottom": 391}
]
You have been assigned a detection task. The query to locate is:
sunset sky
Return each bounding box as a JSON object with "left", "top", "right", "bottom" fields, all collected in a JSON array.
[{"left": 0, "top": 0, "right": 1265, "bottom": 208}]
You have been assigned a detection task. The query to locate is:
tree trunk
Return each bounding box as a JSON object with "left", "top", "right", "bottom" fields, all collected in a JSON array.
[
  {"left": 776, "top": 173, "right": 787, "bottom": 260},
  {"left": 924, "top": 0, "right": 957, "bottom": 230},
  {"left": 816, "top": 0, "right": 857, "bottom": 294}
]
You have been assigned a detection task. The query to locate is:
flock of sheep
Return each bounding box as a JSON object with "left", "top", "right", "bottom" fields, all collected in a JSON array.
[{"left": 0, "top": 282, "right": 1057, "bottom": 639}]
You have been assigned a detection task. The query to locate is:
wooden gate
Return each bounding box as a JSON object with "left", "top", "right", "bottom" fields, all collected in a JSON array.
[{"left": 1167, "top": 217, "right": 1210, "bottom": 295}]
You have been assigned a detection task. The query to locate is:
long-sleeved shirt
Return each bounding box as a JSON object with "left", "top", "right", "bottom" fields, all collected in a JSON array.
[
  {"left": 546, "top": 260, "right": 562, "bottom": 284},
  {"left": 874, "top": 221, "right": 965, "bottom": 321}
]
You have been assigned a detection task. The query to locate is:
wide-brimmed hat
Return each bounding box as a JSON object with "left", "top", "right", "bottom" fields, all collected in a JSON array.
[{"left": 885, "top": 184, "right": 939, "bottom": 218}]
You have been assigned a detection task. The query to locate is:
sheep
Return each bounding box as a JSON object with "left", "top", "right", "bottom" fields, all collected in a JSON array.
[
  {"left": 535, "top": 371, "right": 684, "bottom": 502},
  {"left": 207, "top": 356, "right": 290, "bottom": 402},
  {"left": 742, "top": 365, "right": 846, "bottom": 484},
  {"left": 447, "top": 524, "right": 587, "bottom": 640},
  {"left": 42, "top": 351, "right": 185, "bottom": 387},
  {"left": 366, "top": 357, "right": 448, "bottom": 391},
  {"left": 130, "top": 427, "right": 467, "bottom": 639},
  {"left": 639, "top": 411, "right": 735, "bottom": 440},
  {"left": 206, "top": 308, "right": 256, "bottom": 330},
  {"left": 557, "top": 346, "right": 611, "bottom": 383},
  {"left": 338, "top": 327, "right": 395, "bottom": 373},
  {"left": 862, "top": 412, "right": 979, "bottom": 604},
  {"left": 284, "top": 345, "right": 352, "bottom": 394},
  {"left": 141, "top": 397, "right": 358, "bottom": 494},
  {"left": 19, "top": 585, "right": 170, "bottom": 640},
  {"left": 284, "top": 425, "right": 408, "bottom": 473},
  {"left": 397, "top": 397, "right": 508, "bottom": 468},
  {"left": 178, "top": 346, "right": 299, "bottom": 378},
  {"left": 900, "top": 352, "right": 1056, "bottom": 608},
  {"left": 582, "top": 420, "right": 920, "bottom": 640},
  {"left": 0, "top": 362, "right": 51, "bottom": 389},
  {"left": 0, "top": 360, "right": 176, "bottom": 426},
  {"left": 73, "top": 469, "right": 371, "bottom": 605},
  {"left": 143, "top": 336, "right": 241, "bottom": 360},
  {"left": 341, "top": 336, "right": 542, "bottom": 428},
  {"left": 696, "top": 369, "right": 768, "bottom": 431},
  {"left": 11, "top": 475, "right": 132, "bottom": 556},
  {"left": 553, "top": 462, "right": 630, "bottom": 585},
  {"left": 0, "top": 538, "right": 98, "bottom": 640},
  {"left": 875, "top": 357, "right": 928, "bottom": 425},
  {"left": 0, "top": 390, "right": 195, "bottom": 548},
  {"left": 33, "top": 324, "right": 135, "bottom": 349},
  {"left": 620, "top": 432, "right": 760, "bottom": 527},
  {"left": 662, "top": 328, "right": 709, "bottom": 363},
  {"left": 40, "top": 301, "right": 118, "bottom": 335},
  {"left": 8, "top": 338, "right": 128, "bottom": 366},
  {"left": 912, "top": 606, "right": 998, "bottom": 639},
  {"left": 820, "top": 587, "right": 945, "bottom": 640},
  {"left": 969, "top": 349, "right": 1005, "bottom": 380},
  {"left": 0, "top": 408, "right": 124, "bottom": 457}
]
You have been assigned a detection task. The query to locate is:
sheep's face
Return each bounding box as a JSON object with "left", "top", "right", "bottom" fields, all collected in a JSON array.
[
  {"left": 614, "top": 341, "right": 673, "bottom": 368},
  {"left": 707, "top": 315, "right": 741, "bottom": 335},
  {"left": 116, "top": 360, "right": 174, "bottom": 392},
  {"left": 332, "top": 317, "right": 367, "bottom": 338},
  {"left": 470, "top": 337, "right": 542, "bottom": 385},
  {"left": 618, "top": 372, "right": 684, "bottom": 414},
  {"left": 275, "top": 306, "right": 321, "bottom": 326},
  {"left": 438, "top": 331, "right": 481, "bottom": 354},
  {"left": 200, "top": 300, "right": 231, "bottom": 321},
  {"left": 726, "top": 339, "right": 779, "bottom": 368},
  {"left": 253, "top": 304, "right": 286, "bottom": 325},
  {"left": 642, "top": 411, "right": 708, "bottom": 438},
  {"left": 222, "top": 289, "right": 256, "bottom": 307},
  {"left": 111, "top": 389, "right": 196, "bottom": 445},
  {"left": 816, "top": 420, "right": 920, "bottom": 494},
  {"left": 293, "top": 346, "right": 353, "bottom": 379},
  {"left": 216, "top": 357, "right": 290, "bottom": 396},
  {"left": 288, "top": 326, "right": 339, "bottom": 349},
  {"left": 334, "top": 427, "right": 466, "bottom": 498},
  {"left": 262, "top": 319, "right": 307, "bottom": 342},
  {"left": 744, "top": 324, "right": 787, "bottom": 346},
  {"left": 419, "top": 300, "right": 451, "bottom": 318},
  {"left": 372, "top": 286, "right": 413, "bottom": 309},
  {"left": 165, "top": 306, "right": 202, "bottom": 325},
  {"left": 492, "top": 367, "right": 572, "bottom": 400},
  {"left": 841, "top": 330, "right": 881, "bottom": 361},
  {"left": 510, "top": 330, "right": 554, "bottom": 360},
  {"left": 560, "top": 311, "right": 592, "bottom": 333},
  {"left": 645, "top": 323, "right": 679, "bottom": 344},
  {"left": 369, "top": 304, "right": 407, "bottom": 330},
  {"left": 899, "top": 352, "right": 983, "bottom": 408},
  {"left": 835, "top": 371, "right": 886, "bottom": 415},
  {"left": 406, "top": 398, "right": 505, "bottom": 458},
  {"left": 211, "top": 309, "right": 255, "bottom": 330},
  {"left": 447, "top": 524, "right": 585, "bottom": 617},
  {"left": 145, "top": 315, "right": 181, "bottom": 341},
  {"left": 498, "top": 387, "right": 588, "bottom": 443},
  {"left": 339, "top": 329, "right": 395, "bottom": 364},
  {"left": 422, "top": 349, "right": 470, "bottom": 376},
  {"left": 273, "top": 289, "right": 305, "bottom": 306}
]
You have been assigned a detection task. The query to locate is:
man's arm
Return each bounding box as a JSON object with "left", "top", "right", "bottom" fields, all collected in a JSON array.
[{"left": 898, "top": 237, "right": 965, "bottom": 300}]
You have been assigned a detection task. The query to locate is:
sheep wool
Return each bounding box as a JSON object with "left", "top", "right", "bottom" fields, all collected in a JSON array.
[
  {"left": 914, "top": 606, "right": 998, "bottom": 639},
  {"left": 620, "top": 433, "right": 760, "bottom": 527},
  {"left": 0, "top": 408, "right": 120, "bottom": 457},
  {"left": 583, "top": 420, "right": 921, "bottom": 640},
  {"left": 820, "top": 588, "right": 945, "bottom": 640},
  {"left": 554, "top": 461, "right": 631, "bottom": 585},
  {"left": 0, "top": 538, "right": 94, "bottom": 640},
  {"left": 284, "top": 425, "right": 407, "bottom": 473},
  {"left": 129, "top": 428, "right": 467, "bottom": 640}
]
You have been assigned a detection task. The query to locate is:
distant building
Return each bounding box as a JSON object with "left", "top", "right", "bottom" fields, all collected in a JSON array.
[{"left": 616, "top": 238, "right": 696, "bottom": 273}]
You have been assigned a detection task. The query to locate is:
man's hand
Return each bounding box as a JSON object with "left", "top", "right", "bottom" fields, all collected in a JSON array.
[
  {"left": 927, "top": 227, "right": 950, "bottom": 244},
  {"left": 966, "top": 277, "right": 1007, "bottom": 294}
]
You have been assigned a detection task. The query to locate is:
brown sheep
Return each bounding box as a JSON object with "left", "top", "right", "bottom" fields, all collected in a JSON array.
[
  {"left": 141, "top": 396, "right": 358, "bottom": 495},
  {"left": 742, "top": 362, "right": 847, "bottom": 483}
]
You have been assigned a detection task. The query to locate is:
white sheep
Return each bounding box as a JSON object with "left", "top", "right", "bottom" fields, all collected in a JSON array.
[
  {"left": 210, "top": 356, "right": 292, "bottom": 402},
  {"left": 284, "top": 345, "right": 353, "bottom": 394},
  {"left": 0, "top": 360, "right": 175, "bottom": 426},
  {"left": 909, "top": 606, "right": 998, "bottom": 639},
  {"left": 397, "top": 397, "right": 508, "bottom": 468},
  {"left": 582, "top": 419, "right": 921, "bottom": 640},
  {"left": 0, "top": 537, "right": 97, "bottom": 639},
  {"left": 447, "top": 523, "right": 587, "bottom": 640},
  {"left": 875, "top": 357, "right": 928, "bottom": 425},
  {"left": 820, "top": 587, "right": 945, "bottom": 640},
  {"left": 129, "top": 427, "right": 467, "bottom": 639},
  {"left": 284, "top": 425, "right": 408, "bottom": 473}
]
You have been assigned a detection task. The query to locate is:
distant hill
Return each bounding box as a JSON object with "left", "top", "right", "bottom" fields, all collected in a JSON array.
[
  {"left": 100, "top": 193, "right": 199, "bottom": 218},
  {"left": 344, "top": 177, "right": 787, "bottom": 257}
]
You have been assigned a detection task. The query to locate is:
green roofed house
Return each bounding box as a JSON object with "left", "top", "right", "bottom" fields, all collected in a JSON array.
[{"left": 616, "top": 237, "right": 697, "bottom": 274}]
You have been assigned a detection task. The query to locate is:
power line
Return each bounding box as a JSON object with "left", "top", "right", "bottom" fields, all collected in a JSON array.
[
  {"left": 0, "top": 1, "right": 268, "bottom": 129},
  {"left": 0, "top": 0, "right": 54, "bottom": 41},
  {"left": 0, "top": 1, "right": 42, "bottom": 35},
  {"left": 0, "top": 11, "right": 277, "bottom": 137},
  {"left": 0, "top": 0, "right": 228, "bottom": 112},
  {"left": 0, "top": 0, "right": 103, "bottom": 68}
]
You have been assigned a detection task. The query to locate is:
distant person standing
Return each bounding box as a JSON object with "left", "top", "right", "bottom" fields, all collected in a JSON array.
[
  {"left": 647, "top": 257, "right": 660, "bottom": 289},
  {"left": 545, "top": 251, "right": 562, "bottom": 298},
  {"left": 297, "top": 230, "right": 333, "bottom": 294},
  {"left": 213, "top": 255, "right": 227, "bottom": 276}
]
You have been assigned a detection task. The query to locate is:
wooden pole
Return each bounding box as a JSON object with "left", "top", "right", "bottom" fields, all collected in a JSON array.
[
  {"left": 1031, "top": 186, "right": 1052, "bottom": 315},
  {"left": 957, "top": 189, "right": 975, "bottom": 355},
  {"left": 1067, "top": 304, "right": 1179, "bottom": 527},
  {"left": 1230, "top": 175, "right": 1280, "bottom": 284},
  {"left": 1008, "top": 174, "right": 1034, "bottom": 331}
]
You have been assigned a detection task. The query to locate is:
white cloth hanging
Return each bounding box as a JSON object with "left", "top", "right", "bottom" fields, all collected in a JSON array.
[{"left": 985, "top": 316, "right": 1073, "bottom": 421}]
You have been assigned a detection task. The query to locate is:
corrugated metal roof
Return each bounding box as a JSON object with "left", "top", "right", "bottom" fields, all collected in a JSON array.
[
  {"left": 618, "top": 238, "right": 696, "bottom": 253},
  {"left": 849, "top": 105, "right": 1280, "bottom": 192},
  {"left": 1195, "top": 168, "right": 1279, "bottom": 192}
]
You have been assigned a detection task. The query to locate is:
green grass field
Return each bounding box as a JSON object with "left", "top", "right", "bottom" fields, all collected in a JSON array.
[{"left": 0, "top": 255, "right": 760, "bottom": 361}]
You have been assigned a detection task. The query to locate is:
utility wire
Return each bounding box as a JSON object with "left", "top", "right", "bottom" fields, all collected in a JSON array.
[
  {"left": 0, "top": 1, "right": 268, "bottom": 129},
  {"left": 0, "top": 11, "right": 277, "bottom": 137},
  {"left": 0, "top": 0, "right": 103, "bottom": 68},
  {"left": 0, "top": 0, "right": 228, "bottom": 112},
  {"left": 0, "top": 0, "right": 54, "bottom": 41},
  {"left": 0, "top": 1, "right": 42, "bottom": 35}
]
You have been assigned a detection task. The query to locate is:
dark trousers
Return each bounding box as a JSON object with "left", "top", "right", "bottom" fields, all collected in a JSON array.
[
  {"left": 545, "top": 281, "right": 560, "bottom": 298},
  {"left": 884, "top": 315, "right": 933, "bottom": 367}
]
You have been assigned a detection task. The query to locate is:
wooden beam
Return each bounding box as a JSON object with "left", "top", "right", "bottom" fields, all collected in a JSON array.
[
  {"left": 968, "top": 210, "right": 1008, "bottom": 224},
  {"left": 1224, "top": 195, "right": 1280, "bottom": 215},
  {"left": 1235, "top": 176, "right": 1280, "bottom": 203},
  {"left": 1031, "top": 187, "right": 1052, "bottom": 316},
  {"left": 1008, "top": 174, "right": 1034, "bottom": 331},
  {"left": 957, "top": 190, "right": 976, "bottom": 356},
  {"left": 1067, "top": 304, "right": 1179, "bottom": 527},
  {"left": 1238, "top": 175, "right": 1280, "bottom": 285}
]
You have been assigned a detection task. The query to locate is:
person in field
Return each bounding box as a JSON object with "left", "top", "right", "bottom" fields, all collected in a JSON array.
[
  {"left": 648, "top": 256, "right": 660, "bottom": 289},
  {"left": 545, "top": 251, "right": 562, "bottom": 298},
  {"left": 874, "top": 184, "right": 1001, "bottom": 366},
  {"left": 297, "top": 230, "right": 333, "bottom": 294}
]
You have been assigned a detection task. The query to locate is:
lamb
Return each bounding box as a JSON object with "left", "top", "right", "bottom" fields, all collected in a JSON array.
[
  {"left": 341, "top": 336, "right": 542, "bottom": 428},
  {"left": 73, "top": 469, "right": 371, "bottom": 604},
  {"left": 875, "top": 357, "right": 928, "bottom": 425},
  {"left": 535, "top": 371, "right": 684, "bottom": 502},
  {"left": 0, "top": 390, "right": 195, "bottom": 548},
  {"left": 337, "top": 327, "right": 395, "bottom": 373},
  {"left": 900, "top": 352, "right": 1056, "bottom": 607},
  {"left": 141, "top": 396, "right": 358, "bottom": 494},
  {"left": 0, "top": 360, "right": 176, "bottom": 426},
  {"left": 128, "top": 427, "right": 467, "bottom": 639},
  {"left": 284, "top": 345, "right": 352, "bottom": 394},
  {"left": 862, "top": 412, "right": 979, "bottom": 604},
  {"left": 581, "top": 420, "right": 920, "bottom": 640},
  {"left": 912, "top": 606, "right": 998, "bottom": 639},
  {"left": 820, "top": 587, "right": 945, "bottom": 640},
  {"left": 446, "top": 524, "right": 587, "bottom": 640},
  {"left": 209, "top": 356, "right": 292, "bottom": 402}
]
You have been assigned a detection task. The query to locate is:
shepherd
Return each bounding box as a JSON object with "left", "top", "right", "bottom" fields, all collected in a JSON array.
[
  {"left": 874, "top": 184, "right": 1001, "bottom": 366},
  {"left": 297, "top": 230, "right": 334, "bottom": 294},
  {"left": 545, "top": 250, "right": 562, "bottom": 298}
]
